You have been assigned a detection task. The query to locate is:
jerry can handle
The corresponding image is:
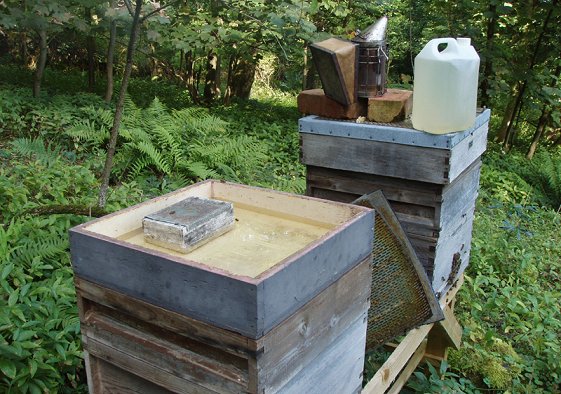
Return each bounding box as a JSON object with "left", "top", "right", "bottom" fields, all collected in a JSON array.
[{"left": 427, "top": 37, "right": 459, "bottom": 56}]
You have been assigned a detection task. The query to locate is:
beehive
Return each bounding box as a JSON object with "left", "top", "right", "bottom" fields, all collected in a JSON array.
[
  {"left": 300, "top": 110, "right": 490, "bottom": 295},
  {"left": 70, "top": 180, "right": 373, "bottom": 393}
]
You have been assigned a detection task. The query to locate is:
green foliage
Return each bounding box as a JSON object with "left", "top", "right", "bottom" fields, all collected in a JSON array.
[
  {"left": 481, "top": 146, "right": 561, "bottom": 210},
  {"left": 407, "top": 361, "right": 482, "bottom": 393},
  {"left": 0, "top": 132, "right": 147, "bottom": 393}
]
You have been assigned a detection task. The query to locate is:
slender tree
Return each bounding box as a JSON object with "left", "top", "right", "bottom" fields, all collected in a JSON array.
[{"left": 98, "top": 0, "right": 173, "bottom": 207}]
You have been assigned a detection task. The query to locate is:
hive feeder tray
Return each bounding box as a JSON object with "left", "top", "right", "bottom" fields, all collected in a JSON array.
[{"left": 70, "top": 180, "right": 374, "bottom": 339}]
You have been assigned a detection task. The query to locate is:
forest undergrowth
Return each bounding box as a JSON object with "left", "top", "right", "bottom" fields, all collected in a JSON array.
[{"left": 0, "top": 69, "right": 560, "bottom": 393}]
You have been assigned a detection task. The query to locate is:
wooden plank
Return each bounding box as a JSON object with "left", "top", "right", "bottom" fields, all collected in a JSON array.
[
  {"left": 82, "top": 311, "right": 248, "bottom": 393},
  {"left": 89, "top": 358, "right": 173, "bottom": 394},
  {"left": 85, "top": 338, "right": 217, "bottom": 394},
  {"left": 448, "top": 121, "right": 488, "bottom": 182},
  {"left": 439, "top": 305, "right": 462, "bottom": 349},
  {"left": 84, "top": 350, "right": 103, "bottom": 394},
  {"left": 437, "top": 160, "right": 481, "bottom": 228},
  {"left": 306, "top": 165, "right": 442, "bottom": 207},
  {"left": 300, "top": 133, "right": 451, "bottom": 184},
  {"left": 259, "top": 259, "right": 371, "bottom": 391},
  {"left": 280, "top": 315, "right": 367, "bottom": 394},
  {"left": 75, "top": 277, "right": 255, "bottom": 358},
  {"left": 363, "top": 324, "right": 434, "bottom": 394},
  {"left": 386, "top": 340, "right": 427, "bottom": 394}
]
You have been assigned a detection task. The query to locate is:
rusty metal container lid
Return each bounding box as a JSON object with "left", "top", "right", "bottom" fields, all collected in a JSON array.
[{"left": 352, "top": 16, "right": 388, "bottom": 47}]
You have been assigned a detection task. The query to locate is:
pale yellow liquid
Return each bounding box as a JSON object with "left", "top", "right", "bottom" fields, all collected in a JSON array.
[{"left": 118, "top": 204, "right": 333, "bottom": 278}]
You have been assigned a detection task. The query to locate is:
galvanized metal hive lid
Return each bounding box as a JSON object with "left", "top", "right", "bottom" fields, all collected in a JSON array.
[{"left": 353, "top": 191, "right": 444, "bottom": 350}]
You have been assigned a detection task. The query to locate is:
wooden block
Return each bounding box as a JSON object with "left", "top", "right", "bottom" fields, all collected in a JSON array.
[
  {"left": 70, "top": 180, "right": 373, "bottom": 339},
  {"left": 143, "top": 197, "right": 234, "bottom": 253},
  {"left": 367, "top": 88, "right": 413, "bottom": 123},
  {"left": 297, "top": 89, "right": 366, "bottom": 120}
]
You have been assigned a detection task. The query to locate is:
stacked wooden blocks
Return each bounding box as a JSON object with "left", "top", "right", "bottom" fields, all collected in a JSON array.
[
  {"left": 297, "top": 88, "right": 413, "bottom": 122},
  {"left": 300, "top": 110, "right": 490, "bottom": 296},
  {"left": 70, "top": 181, "right": 374, "bottom": 393}
]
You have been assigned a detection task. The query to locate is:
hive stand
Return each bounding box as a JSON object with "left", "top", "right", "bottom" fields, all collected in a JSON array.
[{"left": 362, "top": 275, "right": 464, "bottom": 393}]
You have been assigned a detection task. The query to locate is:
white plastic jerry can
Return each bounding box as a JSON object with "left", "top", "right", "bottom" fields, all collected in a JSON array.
[{"left": 411, "top": 37, "right": 480, "bottom": 134}]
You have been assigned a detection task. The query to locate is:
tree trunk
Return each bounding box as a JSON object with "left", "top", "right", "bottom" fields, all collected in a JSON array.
[
  {"left": 98, "top": 0, "right": 143, "bottom": 208},
  {"left": 33, "top": 28, "right": 48, "bottom": 98},
  {"left": 85, "top": 7, "right": 97, "bottom": 92},
  {"left": 185, "top": 51, "right": 199, "bottom": 103},
  {"left": 500, "top": 2, "right": 556, "bottom": 149},
  {"left": 496, "top": 85, "right": 519, "bottom": 143},
  {"left": 526, "top": 64, "right": 561, "bottom": 159},
  {"left": 479, "top": 3, "right": 497, "bottom": 107},
  {"left": 105, "top": 0, "right": 117, "bottom": 102},
  {"left": 223, "top": 54, "right": 235, "bottom": 105},
  {"left": 502, "top": 82, "right": 526, "bottom": 151},
  {"left": 227, "top": 54, "right": 257, "bottom": 100},
  {"left": 19, "top": 32, "right": 28, "bottom": 66},
  {"left": 19, "top": 0, "right": 28, "bottom": 65},
  {"left": 204, "top": 51, "right": 220, "bottom": 103},
  {"left": 526, "top": 109, "right": 550, "bottom": 160}
]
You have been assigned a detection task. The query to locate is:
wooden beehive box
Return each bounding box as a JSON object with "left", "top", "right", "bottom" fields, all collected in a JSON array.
[
  {"left": 76, "top": 258, "right": 370, "bottom": 393},
  {"left": 300, "top": 110, "right": 490, "bottom": 295},
  {"left": 70, "top": 180, "right": 373, "bottom": 338},
  {"left": 70, "top": 181, "right": 373, "bottom": 393}
]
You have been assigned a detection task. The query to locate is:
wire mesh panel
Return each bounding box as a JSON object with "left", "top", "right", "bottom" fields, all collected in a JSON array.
[{"left": 353, "top": 191, "right": 443, "bottom": 350}]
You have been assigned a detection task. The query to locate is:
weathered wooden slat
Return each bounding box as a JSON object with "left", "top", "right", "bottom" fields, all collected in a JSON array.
[
  {"left": 75, "top": 277, "right": 255, "bottom": 358},
  {"left": 77, "top": 257, "right": 372, "bottom": 394},
  {"left": 259, "top": 259, "right": 371, "bottom": 391},
  {"left": 85, "top": 338, "right": 217, "bottom": 394},
  {"left": 437, "top": 160, "right": 481, "bottom": 228},
  {"left": 363, "top": 324, "right": 434, "bottom": 394},
  {"left": 448, "top": 122, "right": 488, "bottom": 182},
  {"left": 306, "top": 166, "right": 442, "bottom": 207},
  {"left": 385, "top": 340, "right": 428, "bottom": 394},
  {"left": 307, "top": 160, "right": 481, "bottom": 234},
  {"left": 424, "top": 305, "right": 462, "bottom": 363},
  {"left": 87, "top": 357, "right": 173, "bottom": 394},
  {"left": 280, "top": 315, "right": 367, "bottom": 394},
  {"left": 82, "top": 312, "right": 248, "bottom": 393},
  {"left": 300, "top": 133, "right": 451, "bottom": 184}
]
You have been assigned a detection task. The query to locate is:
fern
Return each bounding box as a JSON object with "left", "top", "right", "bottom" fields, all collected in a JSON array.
[
  {"left": 10, "top": 137, "right": 62, "bottom": 165},
  {"left": 534, "top": 150, "right": 561, "bottom": 210},
  {"left": 12, "top": 237, "right": 68, "bottom": 268},
  {"left": 65, "top": 119, "right": 109, "bottom": 145}
]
